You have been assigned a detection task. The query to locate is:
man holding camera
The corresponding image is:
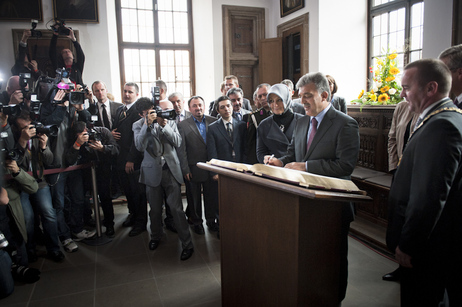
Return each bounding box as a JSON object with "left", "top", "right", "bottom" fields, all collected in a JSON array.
[
  {"left": 66, "top": 121, "right": 119, "bottom": 237},
  {"left": 49, "top": 26, "right": 85, "bottom": 86},
  {"left": 133, "top": 98, "right": 194, "bottom": 261},
  {"left": 11, "top": 109, "right": 64, "bottom": 262},
  {"left": 0, "top": 76, "right": 27, "bottom": 106},
  {"left": 11, "top": 30, "right": 42, "bottom": 86}
]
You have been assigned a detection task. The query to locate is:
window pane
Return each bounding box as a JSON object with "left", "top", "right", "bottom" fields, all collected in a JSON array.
[{"left": 159, "top": 12, "right": 174, "bottom": 44}]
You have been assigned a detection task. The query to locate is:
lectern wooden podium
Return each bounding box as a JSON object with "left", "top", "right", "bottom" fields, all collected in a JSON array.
[{"left": 198, "top": 163, "right": 371, "bottom": 307}]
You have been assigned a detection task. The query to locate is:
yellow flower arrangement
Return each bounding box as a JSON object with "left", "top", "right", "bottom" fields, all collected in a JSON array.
[{"left": 351, "top": 51, "right": 403, "bottom": 107}]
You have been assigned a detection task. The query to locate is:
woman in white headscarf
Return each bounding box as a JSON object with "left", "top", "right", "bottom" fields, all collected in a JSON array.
[{"left": 256, "top": 84, "right": 303, "bottom": 164}]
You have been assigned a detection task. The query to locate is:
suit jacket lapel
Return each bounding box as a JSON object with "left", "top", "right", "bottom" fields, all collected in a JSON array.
[
  {"left": 188, "top": 117, "right": 206, "bottom": 145},
  {"left": 217, "top": 119, "right": 233, "bottom": 145}
]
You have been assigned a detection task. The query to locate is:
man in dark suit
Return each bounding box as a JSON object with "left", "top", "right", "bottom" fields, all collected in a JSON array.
[
  {"left": 266, "top": 72, "right": 359, "bottom": 304},
  {"left": 88, "top": 81, "right": 123, "bottom": 130},
  {"left": 133, "top": 98, "right": 194, "bottom": 261},
  {"left": 439, "top": 44, "right": 462, "bottom": 108},
  {"left": 386, "top": 59, "right": 462, "bottom": 306},
  {"left": 178, "top": 96, "right": 218, "bottom": 234},
  {"left": 112, "top": 82, "right": 147, "bottom": 237},
  {"left": 207, "top": 96, "right": 246, "bottom": 165},
  {"left": 227, "top": 87, "right": 251, "bottom": 122}
]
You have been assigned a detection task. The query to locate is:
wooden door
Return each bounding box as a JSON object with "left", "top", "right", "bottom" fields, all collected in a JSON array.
[
  {"left": 259, "top": 37, "right": 283, "bottom": 86},
  {"left": 223, "top": 6, "right": 265, "bottom": 102}
]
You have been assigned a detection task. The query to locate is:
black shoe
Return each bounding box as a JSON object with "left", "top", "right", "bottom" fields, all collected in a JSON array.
[
  {"left": 149, "top": 240, "right": 160, "bottom": 250},
  {"left": 180, "top": 248, "right": 194, "bottom": 260},
  {"left": 129, "top": 227, "right": 146, "bottom": 237},
  {"left": 382, "top": 268, "right": 401, "bottom": 281},
  {"left": 48, "top": 250, "right": 65, "bottom": 262},
  {"left": 165, "top": 223, "right": 177, "bottom": 233},
  {"left": 105, "top": 226, "right": 115, "bottom": 238},
  {"left": 192, "top": 224, "right": 205, "bottom": 235},
  {"left": 123, "top": 214, "right": 135, "bottom": 227},
  {"left": 206, "top": 221, "right": 219, "bottom": 232}
]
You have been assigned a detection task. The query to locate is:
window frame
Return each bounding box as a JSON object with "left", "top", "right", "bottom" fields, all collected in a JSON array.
[
  {"left": 368, "top": 0, "right": 423, "bottom": 74},
  {"left": 115, "top": 0, "right": 195, "bottom": 98}
]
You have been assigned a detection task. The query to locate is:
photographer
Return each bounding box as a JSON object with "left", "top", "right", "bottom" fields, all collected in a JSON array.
[
  {"left": 66, "top": 121, "right": 119, "bottom": 237},
  {"left": 40, "top": 85, "right": 94, "bottom": 252},
  {"left": 133, "top": 98, "right": 194, "bottom": 260},
  {"left": 49, "top": 26, "right": 84, "bottom": 86},
  {"left": 11, "top": 109, "right": 64, "bottom": 262},
  {"left": 0, "top": 76, "right": 28, "bottom": 106},
  {"left": 0, "top": 161, "right": 41, "bottom": 298},
  {"left": 11, "top": 30, "right": 42, "bottom": 86}
]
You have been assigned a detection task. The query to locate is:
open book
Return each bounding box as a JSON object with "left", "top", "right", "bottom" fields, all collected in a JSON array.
[{"left": 207, "top": 159, "right": 363, "bottom": 194}]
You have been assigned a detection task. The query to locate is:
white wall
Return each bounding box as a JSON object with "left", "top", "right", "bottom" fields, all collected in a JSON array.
[
  {"left": 422, "top": 0, "right": 453, "bottom": 59},
  {"left": 0, "top": 0, "right": 455, "bottom": 105}
]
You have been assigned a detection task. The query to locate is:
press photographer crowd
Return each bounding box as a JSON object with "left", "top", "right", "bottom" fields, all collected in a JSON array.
[
  {"left": 0, "top": 17, "right": 291, "bottom": 299},
  {"left": 0, "top": 19, "right": 213, "bottom": 299}
]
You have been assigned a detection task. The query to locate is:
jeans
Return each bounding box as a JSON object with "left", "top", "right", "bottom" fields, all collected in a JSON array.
[
  {"left": 21, "top": 186, "right": 60, "bottom": 253},
  {"left": 48, "top": 172, "right": 71, "bottom": 241},
  {"left": 0, "top": 250, "right": 13, "bottom": 299}
]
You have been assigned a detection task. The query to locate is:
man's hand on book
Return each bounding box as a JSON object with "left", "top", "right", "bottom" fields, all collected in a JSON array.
[
  {"left": 285, "top": 162, "right": 306, "bottom": 171},
  {"left": 264, "top": 155, "right": 283, "bottom": 167}
]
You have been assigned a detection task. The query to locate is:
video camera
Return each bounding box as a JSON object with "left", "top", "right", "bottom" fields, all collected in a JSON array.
[
  {"left": 30, "top": 19, "right": 42, "bottom": 38},
  {"left": 50, "top": 19, "right": 70, "bottom": 36}
]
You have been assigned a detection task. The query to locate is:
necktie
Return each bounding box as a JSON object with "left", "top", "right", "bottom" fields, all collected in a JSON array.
[
  {"left": 237, "top": 112, "right": 242, "bottom": 121},
  {"left": 101, "top": 104, "right": 110, "bottom": 129},
  {"left": 306, "top": 117, "right": 318, "bottom": 152},
  {"left": 226, "top": 122, "right": 233, "bottom": 141},
  {"left": 119, "top": 106, "right": 127, "bottom": 120}
]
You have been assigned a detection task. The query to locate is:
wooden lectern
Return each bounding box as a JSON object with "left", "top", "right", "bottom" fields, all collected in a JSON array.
[{"left": 198, "top": 163, "right": 371, "bottom": 307}]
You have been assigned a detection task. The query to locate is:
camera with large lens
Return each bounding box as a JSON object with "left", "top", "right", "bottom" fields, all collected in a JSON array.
[
  {"left": 33, "top": 123, "right": 58, "bottom": 138},
  {"left": 0, "top": 104, "right": 22, "bottom": 117},
  {"left": 30, "top": 19, "right": 42, "bottom": 38},
  {"left": 19, "top": 72, "right": 31, "bottom": 101},
  {"left": 87, "top": 129, "right": 102, "bottom": 142},
  {"left": 155, "top": 106, "right": 177, "bottom": 120},
  {"left": 66, "top": 91, "right": 85, "bottom": 105},
  {"left": 50, "top": 19, "right": 70, "bottom": 36}
]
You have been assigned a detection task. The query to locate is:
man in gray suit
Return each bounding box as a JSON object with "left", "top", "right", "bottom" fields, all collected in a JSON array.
[
  {"left": 224, "top": 75, "right": 252, "bottom": 111},
  {"left": 178, "top": 96, "right": 218, "bottom": 234},
  {"left": 133, "top": 98, "right": 194, "bottom": 261},
  {"left": 89, "top": 81, "right": 123, "bottom": 129},
  {"left": 227, "top": 87, "right": 251, "bottom": 122},
  {"left": 266, "top": 72, "right": 359, "bottom": 304}
]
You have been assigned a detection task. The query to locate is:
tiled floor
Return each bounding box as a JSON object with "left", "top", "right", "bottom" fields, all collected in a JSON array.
[{"left": 1, "top": 201, "right": 400, "bottom": 307}]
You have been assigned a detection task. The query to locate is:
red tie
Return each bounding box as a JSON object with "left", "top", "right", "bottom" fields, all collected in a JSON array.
[{"left": 306, "top": 118, "right": 318, "bottom": 152}]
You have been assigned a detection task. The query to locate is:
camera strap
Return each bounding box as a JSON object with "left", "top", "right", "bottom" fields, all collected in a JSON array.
[{"left": 30, "top": 146, "right": 43, "bottom": 181}]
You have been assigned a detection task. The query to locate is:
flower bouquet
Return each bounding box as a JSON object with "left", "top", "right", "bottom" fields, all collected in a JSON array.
[{"left": 351, "top": 52, "right": 403, "bottom": 107}]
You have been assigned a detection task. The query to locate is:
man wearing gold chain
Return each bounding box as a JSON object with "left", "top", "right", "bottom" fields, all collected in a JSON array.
[{"left": 386, "top": 58, "right": 462, "bottom": 306}]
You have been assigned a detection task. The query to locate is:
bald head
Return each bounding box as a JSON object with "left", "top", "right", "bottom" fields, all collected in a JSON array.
[
  {"left": 159, "top": 99, "right": 173, "bottom": 110},
  {"left": 6, "top": 76, "right": 21, "bottom": 95}
]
